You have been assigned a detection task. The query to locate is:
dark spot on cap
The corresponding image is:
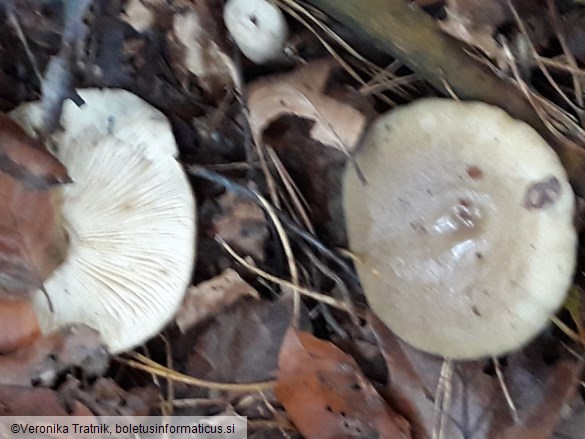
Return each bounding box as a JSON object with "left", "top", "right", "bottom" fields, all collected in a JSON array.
[
  {"left": 472, "top": 306, "right": 482, "bottom": 317},
  {"left": 466, "top": 166, "right": 483, "bottom": 179},
  {"left": 524, "top": 176, "right": 561, "bottom": 210}
]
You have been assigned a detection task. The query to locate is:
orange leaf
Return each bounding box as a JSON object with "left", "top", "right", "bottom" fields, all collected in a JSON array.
[
  {"left": 0, "top": 115, "right": 70, "bottom": 189},
  {"left": 276, "top": 327, "right": 411, "bottom": 439},
  {"left": 0, "top": 117, "right": 69, "bottom": 292},
  {"left": 0, "top": 296, "right": 40, "bottom": 354}
]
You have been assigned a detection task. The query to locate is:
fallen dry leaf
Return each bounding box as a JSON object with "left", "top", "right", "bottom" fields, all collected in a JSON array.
[
  {"left": 248, "top": 59, "right": 366, "bottom": 153},
  {"left": 439, "top": 0, "right": 508, "bottom": 59},
  {"left": 210, "top": 191, "right": 269, "bottom": 262},
  {"left": 0, "top": 386, "right": 92, "bottom": 416},
  {"left": 553, "top": 404, "right": 585, "bottom": 439},
  {"left": 175, "top": 268, "right": 260, "bottom": 333},
  {"left": 170, "top": 2, "right": 239, "bottom": 95},
  {"left": 59, "top": 376, "right": 159, "bottom": 416},
  {"left": 0, "top": 115, "right": 70, "bottom": 189},
  {"left": 275, "top": 327, "right": 412, "bottom": 439},
  {"left": 369, "top": 313, "right": 583, "bottom": 439},
  {"left": 439, "top": 0, "right": 549, "bottom": 62},
  {"left": 122, "top": 0, "right": 155, "bottom": 33},
  {"left": 0, "top": 296, "right": 40, "bottom": 354},
  {"left": 0, "top": 324, "right": 108, "bottom": 387},
  {"left": 0, "top": 116, "right": 69, "bottom": 292},
  {"left": 184, "top": 296, "right": 305, "bottom": 385}
]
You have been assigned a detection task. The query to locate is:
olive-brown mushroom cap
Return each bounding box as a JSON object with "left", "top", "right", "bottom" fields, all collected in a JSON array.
[{"left": 344, "top": 98, "right": 576, "bottom": 360}]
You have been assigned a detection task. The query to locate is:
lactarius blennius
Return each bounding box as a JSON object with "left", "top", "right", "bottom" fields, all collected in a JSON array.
[
  {"left": 343, "top": 98, "right": 576, "bottom": 360},
  {"left": 11, "top": 89, "right": 196, "bottom": 354}
]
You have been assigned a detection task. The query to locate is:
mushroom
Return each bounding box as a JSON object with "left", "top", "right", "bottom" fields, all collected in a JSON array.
[
  {"left": 343, "top": 98, "right": 576, "bottom": 360},
  {"left": 223, "top": 0, "right": 289, "bottom": 64},
  {"left": 11, "top": 89, "right": 196, "bottom": 354}
]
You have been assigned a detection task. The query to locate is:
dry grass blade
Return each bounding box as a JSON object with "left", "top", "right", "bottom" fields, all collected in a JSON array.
[
  {"left": 118, "top": 352, "right": 276, "bottom": 392},
  {"left": 275, "top": 0, "right": 412, "bottom": 104},
  {"left": 253, "top": 190, "right": 302, "bottom": 327},
  {"left": 551, "top": 316, "right": 585, "bottom": 346},
  {"left": 217, "top": 236, "right": 357, "bottom": 314},
  {"left": 547, "top": 0, "right": 584, "bottom": 109},
  {"left": 493, "top": 357, "right": 520, "bottom": 423},
  {"left": 432, "top": 359, "right": 453, "bottom": 439},
  {"left": 506, "top": 0, "right": 585, "bottom": 128},
  {"left": 266, "top": 147, "right": 315, "bottom": 234}
]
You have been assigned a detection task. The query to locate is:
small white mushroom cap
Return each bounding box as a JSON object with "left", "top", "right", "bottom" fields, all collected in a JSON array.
[
  {"left": 12, "top": 89, "right": 196, "bottom": 354},
  {"left": 344, "top": 98, "right": 576, "bottom": 360},
  {"left": 223, "top": 0, "right": 288, "bottom": 64}
]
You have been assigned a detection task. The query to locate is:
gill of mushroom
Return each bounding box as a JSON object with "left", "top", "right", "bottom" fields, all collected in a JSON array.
[{"left": 11, "top": 89, "right": 196, "bottom": 354}]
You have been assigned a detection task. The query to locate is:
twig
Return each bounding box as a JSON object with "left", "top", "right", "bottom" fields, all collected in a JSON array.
[
  {"left": 187, "top": 165, "right": 362, "bottom": 287},
  {"left": 118, "top": 353, "right": 275, "bottom": 392},
  {"left": 217, "top": 236, "right": 357, "bottom": 314},
  {"left": 7, "top": 6, "right": 43, "bottom": 84},
  {"left": 493, "top": 357, "right": 520, "bottom": 423}
]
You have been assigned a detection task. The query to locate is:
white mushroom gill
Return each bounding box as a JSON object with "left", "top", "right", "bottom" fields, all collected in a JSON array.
[{"left": 12, "top": 89, "right": 196, "bottom": 354}]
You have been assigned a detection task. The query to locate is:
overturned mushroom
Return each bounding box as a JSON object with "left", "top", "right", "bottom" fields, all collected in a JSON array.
[
  {"left": 343, "top": 98, "right": 576, "bottom": 360},
  {"left": 11, "top": 89, "right": 196, "bottom": 354}
]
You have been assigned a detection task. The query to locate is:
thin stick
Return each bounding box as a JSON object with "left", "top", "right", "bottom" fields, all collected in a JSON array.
[
  {"left": 433, "top": 359, "right": 453, "bottom": 439},
  {"left": 119, "top": 353, "right": 275, "bottom": 392},
  {"left": 7, "top": 7, "right": 43, "bottom": 84},
  {"left": 255, "top": 192, "right": 302, "bottom": 327},
  {"left": 187, "top": 165, "right": 362, "bottom": 287},
  {"left": 217, "top": 236, "right": 356, "bottom": 313},
  {"left": 493, "top": 357, "right": 520, "bottom": 423}
]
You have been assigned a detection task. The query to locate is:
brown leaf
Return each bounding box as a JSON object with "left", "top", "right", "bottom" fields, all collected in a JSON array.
[
  {"left": 0, "top": 115, "right": 70, "bottom": 189},
  {"left": 0, "top": 296, "right": 40, "bottom": 354},
  {"left": 59, "top": 376, "right": 159, "bottom": 416},
  {"left": 184, "top": 296, "right": 305, "bottom": 385},
  {"left": 248, "top": 60, "right": 366, "bottom": 152},
  {"left": 210, "top": 192, "right": 269, "bottom": 262},
  {"left": 0, "top": 117, "right": 69, "bottom": 292},
  {"left": 439, "top": 0, "right": 508, "bottom": 59},
  {"left": 439, "top": 0, "right": 549, "bottom": 61},
  {"left": 0, "top": 324, "right": 108, "bottom": 387},
  {"left": 175, "top": 268, "right": 260, "bottom": 333},
  {"left": 368, "top": 313, "right": 583, "bottom": 439},
  {"left": 169, "top": 0, "right": 239, "bottom": 95},
  {"left": 275, "top": 327, "right": 412, "bottom": 439},
  {"left": 0, "top": 188, "right": 68, "bottom": 294},
  {"left": 553, "top": 405, "right": 585, "bottom": 439},
  {"left": 0, "top": 385, "right": 92, "bottom": 416}
]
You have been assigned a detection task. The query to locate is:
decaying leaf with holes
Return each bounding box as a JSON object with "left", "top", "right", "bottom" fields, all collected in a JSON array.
[{"left": 275, "top": 327, "right": 412, "bottom": 439}]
